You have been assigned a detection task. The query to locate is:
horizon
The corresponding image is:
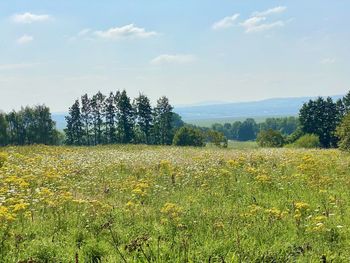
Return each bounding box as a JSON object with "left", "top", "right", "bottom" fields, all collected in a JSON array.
[{"left": 1, "top": 1, "right": 349, "bottom": 112}]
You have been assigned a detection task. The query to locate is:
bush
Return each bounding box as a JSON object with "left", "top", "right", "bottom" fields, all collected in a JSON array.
[
  {"left": 206, "top": 130, "right": 228, "bottom": 148},
  {"left": 173, "top": 127, "right": 205, "bottom": 147},
  {"left": 336, "top": 113, "right": 350, "bottom": 151},
  {"left": 287, "top": 134, "right": 320, "bottom": 149},
  {"left": 256, "top": 129, "right": 285, "bottom": 148}
]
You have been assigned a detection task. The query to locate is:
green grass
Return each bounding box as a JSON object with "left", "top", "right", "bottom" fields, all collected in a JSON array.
[{"left": 0, "top": 145, "right": 349, "bottom": 262}]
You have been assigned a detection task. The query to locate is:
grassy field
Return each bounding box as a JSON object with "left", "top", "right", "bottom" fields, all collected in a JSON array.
[{"left": 0, "top": 145, "right": 350, "bottom": 262}]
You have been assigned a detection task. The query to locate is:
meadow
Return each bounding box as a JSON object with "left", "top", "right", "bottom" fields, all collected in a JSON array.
[{"left": 0, "top": 145, "right": 350, "bottom": 262}]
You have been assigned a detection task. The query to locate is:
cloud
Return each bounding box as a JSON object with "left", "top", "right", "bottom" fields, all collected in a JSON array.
[
  {"left": 0, "top": 63, "right": 36, "bottom": 71},
  {"left": 213, "top": 6, "right": 287, "bottom": 33},
  {"left": 241, "top": 18, "right": 284, "bottom": 33},
  {"left": 151, "top": 54, "right": 196, "bottom": 65},
  {"left": 252, "top": 6, "right": 287, "bottom": 17},
  {"left": 12, "top": 12, "right": 51, "bottom": 24},
  {"left": 16, "top": 35, "right": 34, "bottom": 45},
  {"left": 95, "top": 24, "right": 157, "bottom": 39},
  {"left": 212, "top": 14, "right": 240, "bottom": 30},
  {"left": 78, "top": 28, "right": 91, "bottom": 37},
  {"left": 321, "top": 58, "right": 336, "bottom": 65}
]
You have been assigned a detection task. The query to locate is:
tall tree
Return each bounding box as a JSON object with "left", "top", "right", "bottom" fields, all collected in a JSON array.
[
  {"left": 0, "top": 113, "right": 8, "bottom": 146},
  {"left": 134, "top": 93, "right": 153, "bottom": 144},
  {"left": 90, "top": 91, "right": 106, "bottom": 145},
  {"left": 65, "top": 100, "right": 84, "bottom": 145},
  {"left": 299, "top": 97, "right": 340, "bottom": 148},
  {"left": 153, "top": 96, "right": 174, "bottom": 145},
  {"left": 81, "top": 94, "right": 92, "bottom": 145},
  {"left": 104, "top": 92, "right": 117, "bottom": 144},
  {"left": 343, "top": 91, "right": 350, "bottom": 114},
  {"left": 116, "top": 90, "right": 134, "bottom": 143}
]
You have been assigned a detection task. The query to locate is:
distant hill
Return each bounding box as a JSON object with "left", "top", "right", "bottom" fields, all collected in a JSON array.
[{"left": 52, "top": 95, "right": 343, "bottom": 130}]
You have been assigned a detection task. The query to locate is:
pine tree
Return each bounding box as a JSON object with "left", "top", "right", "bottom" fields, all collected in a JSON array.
[
  {"left": 343, "top": 91, "right": 350, "bottom": 114},
  {"left": 153, "top": 96, "right": 174, "bottom": 145},
  {"left": 65, "top": 100, "right": 84, "bottom": 145},
  {"left": 134, "top": 93, "right": 153, "bottom": 144},
  {"left": 116, "top": 90, "right": 134, "bottom": 143},
  {"left": 90, "top": 91, "right": 106, "bottom": 145},
  {"left": 104, "top": 92, "right": 117, "bottom": 144},
  {"left": 0, "top": 113, "right": 8, "bottom": 146},
  {"left": 81, "top": 94, "right": 92, "bottom": 145}
]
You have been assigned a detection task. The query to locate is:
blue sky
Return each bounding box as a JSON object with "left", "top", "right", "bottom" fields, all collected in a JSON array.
[{"left": 0, "top": 0, "right": 349, "bottom": 112}]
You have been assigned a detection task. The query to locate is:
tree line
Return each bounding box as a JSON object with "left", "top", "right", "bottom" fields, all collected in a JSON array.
[
  {"left": 211, "top": 117, "right": 299, "bottom": 141},
  {"left": 256, "top": 92, "right": 350, "bottom": 149},
  {"left": 0, "top": 105, "right": 61, "bottom": 146},
  {"left": 64, "top": 90, "right": 184, "bottom": 146}
]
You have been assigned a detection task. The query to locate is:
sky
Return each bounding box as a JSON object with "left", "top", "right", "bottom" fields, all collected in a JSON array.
[{"left": 0, "top": 0, "right": 349, "bottom": 112}]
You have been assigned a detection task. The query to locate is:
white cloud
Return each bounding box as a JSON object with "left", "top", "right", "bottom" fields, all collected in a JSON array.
[
  {"left": 95, "top": 24, "right": 157, "bottom": 39},
  {"left": 212, "top": 14, "right": 240, "bottom": 30},
  {"left": 151, "top": 54, "right": 196, "bottom": 65},
  {"left": 252, "top": 6, "right": 287, "bottom": 17},
  {"left": 78, "top": 28, "right": 91, "bottom": 37},
  {"left": 16, "top": 35, "right": 34, "bottom": 45},
  {"left": 12, "top": 12, "right": 51, "bottom": 24},
  {"left": 0, "top": 63, "right": 36, "bottom": 70},
  {"left": 321, "top": 58, "right": 336, "bottom": 64},
  {"left": 241, "top": 18, "right": 284, "bottom": 33}
]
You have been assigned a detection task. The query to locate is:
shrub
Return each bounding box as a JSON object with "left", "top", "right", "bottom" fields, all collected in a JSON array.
[
  {"left": 206, "top": 130, "right": 228, "bottom": 148},
  {"left": 336, "top": 113, "right": 350, "bottom": 151},
  {"left": 173, "top": 127, "right": 205, "bottom": 147},
  {"left": 288, "top": 134, "right": 320, "bottom": 149},
  {"left": 256, "top": 129, "right": 285, "bottom": 148}
]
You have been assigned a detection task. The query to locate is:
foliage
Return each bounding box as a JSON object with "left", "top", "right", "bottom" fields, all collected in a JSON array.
[
  {"left": 211, "top": 117, "right": 298, "bottom": 142},
  {"left": 206, "top": 130, "right": 228, "bottom": 148},
  {"left": 287, "top": 134, "right": 321, "bottom": 149},
  {"left": 299, "top": 97, "right": 341, "bottom": 148},
  {"left": 0, "top": 105, "right": 58, "bottom": 146},
  {"left": 173, "top": 127, "right": 205, "bottom": 147},
  {"left": 0, "top": 145, "right": 349, "bottom": 261},
  {"left": 257, "top": 129, "right": 285, "bottom": 148},
  {"left": 336, "top": 113, "right": 350, "bottom": 151},
  {"left": 65, "top": 91, "right": 181, "bottom": 146}
]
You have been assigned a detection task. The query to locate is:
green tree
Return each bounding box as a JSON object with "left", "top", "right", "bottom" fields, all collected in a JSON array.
[
  {"left": 65, "top": 100, "right": 84, "bottom": 145},
  {"left": 206, "top": 130, "right": 228, "bottom": 148},
  {"left": 81, "top": 94, "right": 92, "bottom": 145},
  {"left": 104, "top": 92, "right": 117, "bottom": 144},
  {"left": 0, "top": 113, "right": 8, "bottom": 146},
  {"left": 237, "top": 118, "right": 258, "bottom": 141},
  {"left": 153, "top": 96, "right": 174, "bottom": 145},
  {"left": 257, "top": 129, "right": 285, "bottom": 148},
  {"left": 116, "top": 90, "right": 134, "bottom": 143},
  {"left": 342, "top": 91, "right": 350, "bottom": 114},
  {"left": 336, "top": 113, "right": 350, "bottom": 151},
  {"left": 299, "top": 97, "right": 340, "bottom": 148},
  {"left": 90, "top": 91, "right": 106, "bottom": 145},
  {"left": 134, "top": 93, "right": 153, "bottom": 144},
  {"left": 173, "top": 127, "right": 205, "bottom": 147}
]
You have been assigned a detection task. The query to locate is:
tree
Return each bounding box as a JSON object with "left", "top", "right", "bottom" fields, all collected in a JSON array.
[
  {"left": 343, "top": 91, "right": 350, "bottom": 114},
  {"left": 257, "top": 129, "right": 285, "bottom": 148},
  {"left": 299, "top": 97, "right": 340, "bottom": 148},
  {"left": 0, "top": 113, "right": 8, "bottom": 146},
  {"left": 237, "top": 118, "right": 258, "bottom": 141},
  {"left": 153, "top": 96, "right": 174, "bottom": 145},
  {"left": 104, "top": 92, "right": 117, "bottom": 144},
  {"left": 206, "top": 130, "right": 228, "bottom": 148},
  {"left": 336, "top": 113, "right": 350, "bottom": 151},
  {"left": 65, "top": 100, "right": 84, "bottom": 145},
  {"left": 134, "top": 93, "right": 153, "bottom": 144},
  {"left": 173, "top": 127, "right": 205, "bottom": 147},
  {"left": 81, "top": 94, "right": 92, "bottom": 145},
  {"left": 90, "top": 92, "right": 106, "bottom": 145},
  {"left": 116, "top": 90, "right": 134, "bottom": 143}
]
